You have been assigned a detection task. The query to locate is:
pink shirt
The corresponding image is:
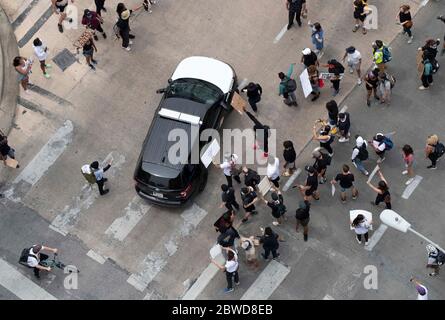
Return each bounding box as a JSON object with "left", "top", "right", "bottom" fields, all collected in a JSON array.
[{"left": 404, "top": 153, "right": 414, "bottom": 166}]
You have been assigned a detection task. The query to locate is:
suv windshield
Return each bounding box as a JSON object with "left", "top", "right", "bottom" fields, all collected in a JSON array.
[{"left": 165, "top": 78, "right": 223, "bottom": 105}]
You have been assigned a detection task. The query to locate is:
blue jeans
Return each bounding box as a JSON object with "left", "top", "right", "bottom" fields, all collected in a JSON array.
[{"left": 353, "top": 158, "right": 367, "bottom": 174}]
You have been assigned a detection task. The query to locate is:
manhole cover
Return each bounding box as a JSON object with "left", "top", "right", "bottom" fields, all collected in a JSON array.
[{"left": 52, "top": 48, "right": 77, "bottom": 71}]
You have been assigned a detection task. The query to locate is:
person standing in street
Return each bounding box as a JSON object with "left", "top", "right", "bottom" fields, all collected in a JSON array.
[
  {"left": 371, "top": 133, "right": 392, "bottom": 163},
  {"left": 324, "top": 59, "right": 345, "bottom": 96},
  {"left": 337, "top": 112, "right": 351, "bottom": 143},
  {"left": 90, "top": 160, "right": 111, "bottom": 195},
  {"left": 367, "top": 169, "right": 392, "bottom": 209},
  {"left": 331, "top": 164, "right": 358, "bottom": 204},
  {"left": 425, "top": 134, "right": 444, "bottom": 169},
  {"left": 261, "top": 188, "right": 286, "bottom": 226},
  {"left": 342, "top": 46, "right": 362, "bottom": 85},
  {"left": 352, "top": 136, "right": 369, "bottom": 176},
  {"left": 260, "top": 227, "right": 280, "bottom": 259},
  {"left": 397, "top": 5, "right": 414, "bottom": 44},
  {"left": 287, "top": 0, "right": 304, "bottom": 29},
  {"left": 242, "top": 166, "right": 261, "bottom": 189},
  {"left": 309, "top": 22, "right": 324, "bottom": 57},
  {"left": 402, "top": 144, "right": 415, "bottom": 185},
  {"left": 215, "top": 153, "right": 241, "bottom": 188},
  {"left": 426, "top": 244, "right": 444, "bottom": 277},
  {"left": 312, "top": 149, "right": 330, "bottom": 184},
  {"left": 283, "top": 140, "right": 297, "bottom": 176},
  {"left": 13, "top": 56, "right": 32, "bottom": 93},
  {"left": 82, "top": 9, "right": 107, "bottom": 40},
  {"left": 419, "top": 58, "right": 433, "bottom": 90},
  {"left": 220, "top": 184, "right": 240, "bottom": 211},
  {"left": 266, "top": 155, "right": 280, "bottom": 188},
  {"left": 116, "top": 2, "right": 147, "bottom": 51},
  {"left": 242, "top": 82, "right": 262, "bottom": 113},
  {"left": 325, "top": 100, "right": 339, "bottom": 127},
  {"left": 351, "top": 214, "right": 371, "bottom": 246},
  {"left": 296, "top": 165, "right": 320, "bottom": 202},
  {"left": 313, "top": 123, "right": 334, "bottom": 157},
  {"left": 377, "top": 72, "right": 393, "bottom": 105},
  {"left": 372, "top": 40, "right": 388, "bottom": 72},
  {"left": 240, "top": 235, "right": 259, "bottom": 269},
  {"left": 245, "top": 111, "right": 270, "bottom": 157},
  {"left": 0, "top": 135, "right": 19, "bottom": 168},
  {"left": 410, "top": 277, "right": 429, "bottom": 300},
  {"left": 211, "top": 247, "right": 239, "bottom": 293},
  {"left": 295, "top": 201, "right": 310, "bottom": 241},
  {"left": 307, "top": 65, "right": 321, "bottom": 101},
  {"left": 95, "top": 0, "right": 107, "bottom": 16},
  {"left": 364, "top": 68, "right": 380, "bottom": 106},
  {"left": 278, "top": 63, "right": 298, "bottom": 107},
  {"left": 32, "top": 38, "right": 51, "bottom": 79},
  {"left": 301, "top": 48, "right": 319, "bottom": 68},
  {"left": 75, "top": 36, "right": 98, "bottom": 70},
  {"left": 52, "top": 0, "right": 74, "bottom": 33},
  {"left": 240, "top": 186, "right": 259, "bottom": 223},
  {"left": 352, "top": 0, "right": 368, "bottom": 34},
  {"left": 26, "top": 244, "right": 58, "bottom": 279}
]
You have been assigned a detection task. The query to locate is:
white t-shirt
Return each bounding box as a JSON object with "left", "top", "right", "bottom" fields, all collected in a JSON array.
[
  {"left": 347, "top": 50, "right": 362, "bottom": 65},
  {"left": 220, "top": 161, "right": 231, "bottom": 176},
  {"left": 417, "top": 285, "right": 429, "bottom": 300},
  {"left": 372, "top": 140, "right": 386, "bottom": 152},
  {"left": 27, "top": 248, "right": 40, "bottom": 267},
  {"left": 267, "top": 157, "right": 280, "bottom": 180},
  {"left": 225, "top": 252, "right": 238, "bottom": 273},
  {"left": 33, "top": 44, "right": 48, "bottom": 61},
  {"left": 354, "top": 219, "right": 370, "bottom": 235}
]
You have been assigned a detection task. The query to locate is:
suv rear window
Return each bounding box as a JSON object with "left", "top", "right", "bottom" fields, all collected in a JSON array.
[{"left": 137, "top": 163, "right": 197, "bottom": 190}]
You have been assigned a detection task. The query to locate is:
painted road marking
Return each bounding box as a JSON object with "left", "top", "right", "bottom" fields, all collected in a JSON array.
[
  {"left": 421, "top": 0, "right": 430, "bottom": 7},
  {"left": 323, "top": 294, "right": 335, "bottom": 300},
  {"left": 28, "top": 84, "right": 73, "bottom": 106},
  {"left": 49, "top": 152, "right": 126, "bottom": 236},
  {"left": 366, "top": 165, "right": 380, "bottom": 183},
  {"left": 402, "top": 175, "right": 423, "bottom": 199},
  {"left": 127, "top": 203, "right": 208, "bottom": 292},
  {"left": 273, "top": 24, "right": 288, "bottom": 44},
  {"left": 237, "top": 78, "right": 249, "bottom": 91},
  {"left": 105, "top": 197, "right": 152, "bottom": 241},
  {"left": 86, "top": 250, "right": 107, "bottom": 264},
  {"left": 283, "top": 168, "right": 302, "bottom": 192},
  {"left": 0, "top": 258, "right": 57, "bottom": 300},
  {"left": 12, "top": 0, "right": 41, "bottom": 30},
  {"left": 339, "top": 105, "right": 348, "bottom": 113},
  {"left": 241, "top": 259, "right": 290, "bottom": 300},
  {"left": 14, "top": 120, "right": 73, "bottom": 185},
  {"left": 18, "top": 7, "right": 53, "bottom": 48},
  {"left": 365, "top": 224, "right": 388, "bottom": 251}
]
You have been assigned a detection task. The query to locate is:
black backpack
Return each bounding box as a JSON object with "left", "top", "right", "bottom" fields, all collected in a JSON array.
[
  {"left": 19, "top": 247, "right": 37, "bottom": 268},
  {"left": 436, "top": 249, "right": 445, "bottom": 265},
  {"left": 276, "top": 202, "right": 287, "bottom": 216},
  {"left": 435, "top": 142, "right": 445, "bottom": 158},
  {"left": 285, "top": 78, "right": 297, "bottom": 92},
  {"left": 356, "top": 145, "right": 369, "bottom": 161}
]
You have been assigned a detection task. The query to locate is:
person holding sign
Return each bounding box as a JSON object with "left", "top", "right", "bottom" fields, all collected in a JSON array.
[{"left": 351, "top": 214, "right": 372, "bottom": 246}]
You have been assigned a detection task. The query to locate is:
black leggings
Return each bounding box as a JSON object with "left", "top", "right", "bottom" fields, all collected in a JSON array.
[
  {"left": 403, "top": 26, "right": 412, "bottom": 37},
  {"left": 357, "top": 233, "right": 369, "bottom": 242},
  {"left": 320, "top": 142, "right": 333, "bottom": 155},
  {"left": 428, "top": 152, "right": 438, "bottom": 166},
  {"left": 288, "top": 6, "right": 302, "bottom": 26},
  {"left": 422, "top": 74, "right": 433, "bottom": 88},
  {"left": 226, "top": 270, "right": 239, "bottom": 289},
  {"left": 331, "top": 79, "right": 340, "bottom": 91},
  {"left": 375, "top": 193, "right": 391, "bottom": 209}
]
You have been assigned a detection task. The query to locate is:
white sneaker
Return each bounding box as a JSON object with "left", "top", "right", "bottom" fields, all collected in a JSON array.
[
  {"left": 419, "top": 86, "right": 428, "bottom": 90},
  {"left": 405, "top": 178, "right": 414, "bottom": 185},
  {"left": 357, "top": 78, "right": 362, "bottom": 85},
  {"left": 339, "top": 137, "right": 346, "bottom": 143},
  {"left": 408, "top": 36, "right": 413, "bottom": 44},
  {"left": 122, "top": 46, "right": 131, "bottom": 51},
  {"left": 365, "top": 241, "right": 369, "bottom": 246},
  {"left": 349, "top": 68, "right": 354, "bottom": 74},
  {"left": 402, "top": 170, "right": 408, "bottom": 175},
  {"left": 272, "top": 221, "right": 280, "bottom": 226},
  {"left": 356, "top": 237, "right": 362, "bottom": 244},
  {"left": 364, "top": 170, "right": 369, "bottom": 176}
]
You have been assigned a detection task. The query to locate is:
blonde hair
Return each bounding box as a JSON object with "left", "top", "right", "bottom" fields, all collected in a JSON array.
[
  {"left": 401, "top": 5, "right": 410, "bottom": 11},
  {"left": 427, "top": 134, "right": 439, "bottom": 145}
]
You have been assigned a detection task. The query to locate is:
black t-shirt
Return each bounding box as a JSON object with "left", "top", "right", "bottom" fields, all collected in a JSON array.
[
  {"left": 288, "top": 0, "right": 304, "bottom": 9},
  {"left": 335, "top": 173, "right": 355, "bottom": 189},
  {"left": 303, "top": 52, "right": 318, "bottom": 67},
  {"left": 0, "top": 142, "right": 10, "bottom": 156},
  {"left": 267, "top": 195, "right": 284, "bottom": 218},
  {"left": 314, "top": 155, "right": 329, "bottom": 171},
  {"left": 116, "top": 10, "right": 132, "bottom": 30},
  {"left": 295, "top": 207, "right": 310, "bottom": 221},
  {"left": 306, "top": 174, "right": 318, "bottom": 192},
  {"left": 83, "top": 41, "right": 93, "bottom": 51},
  {"left": 246, "top": 84, "right": 262, "bottom": 100},
  {"left": 242, "top": 191, "right": 257, "bottom": 211},
  {"left": 222, "top": 188, "right": 235, "bottom": 203},
  {"left": 338, "top": 114, "right": 351, "bottom": 131},
  {"left": 354, "top": 1, "right": 366, "bottom": 14},
  {"left": 399, "top": 11, "right": 411, "bottom": 23},
  {"left": 283, "top": 147, "right": 296, "bottom": 163},
  {"left": 260, "top": 232, "right": 279, "bottom": 250}
]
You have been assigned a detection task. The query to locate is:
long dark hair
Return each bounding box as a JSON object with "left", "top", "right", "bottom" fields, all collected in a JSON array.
[
  {"left": 402, "top": 144, "right": 414, "bottom": 157},
  {"left": 352, "top": 214, "right": 365, "bottom": 227},
  {"left": 378, "top": 180, "right": 388, "bottom": 192},
  {"left": 13, "top": 56, "right": 23, "bottom": 67}
]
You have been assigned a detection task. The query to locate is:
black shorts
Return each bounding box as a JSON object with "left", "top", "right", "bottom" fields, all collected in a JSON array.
[
  {"left": 366, "top": 84, "right": 377, "bottom": 91},
  {"left": 56, "top": 4, "right": 67, "bottom": 13},
  {"left": 354, "top": 11, "right": 366, "bottom": 22},
  {"left": 297, "top": 217, "right": 310, "bottom": 227},
  {"left": 305, "top": 189, "right": 316, "bottom": 197}
]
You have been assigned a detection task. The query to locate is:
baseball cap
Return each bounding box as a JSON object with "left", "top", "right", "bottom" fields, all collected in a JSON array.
[{"left": 302, "top": 48, "right": 312, "bottom": 55}]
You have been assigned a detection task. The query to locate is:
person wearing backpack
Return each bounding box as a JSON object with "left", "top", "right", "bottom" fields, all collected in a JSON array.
[
  {"left": 426, "top": 244, "right": 445, "bottom": 276},
  {"left": 371, "top": 133, "right": 393, "bottom": 163},
  {"left": 352, "top": 136, "right": 369, "bottom": 176},
  {"left": 425, "top": 134, "right": 444, "bottom": 169},
  {"left": 278, "top": 63, "right": 298, "bottom": 106},
  {"left": 332, "top": 164, "right": 358, "bottom": 204},
  {"left": 240, "top": 186, "right": 259, "bottom": 223},
  {"left": 82, "top": 160, "right": 111, "bottom": 195},
  {"left": 295, "top": 200, "right": 310, "bottom": 241},
  {"left": 372, "top": 40, "right": 390, "bottom": 72},
  {"left": 261, "top": 188, "right": 286, "bottom": 226},
  {"left": 324, "top": 59, "right": 344, "bottom": 96},
  {"left": 25, "top": 244, "right": 58, "bottom": 279},
  {"left": 419, "top": 58, "right": 434, "bottom": 90},
  {"left": 242, "top": 82, "right": 262, "bottom": 113}
]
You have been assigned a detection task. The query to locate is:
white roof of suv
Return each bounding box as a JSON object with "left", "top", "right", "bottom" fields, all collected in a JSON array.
[{"left": 171, "top": 56, "right": 234, "bottom": 94}]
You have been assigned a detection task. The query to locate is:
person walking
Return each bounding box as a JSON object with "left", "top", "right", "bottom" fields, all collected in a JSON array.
[
  {"left": 313, "top": 123, "right": 334, "bottom": 157},
  {"left": 307, "top": 65, "right": 321, "bottom": 101},
  {"left": 116, "top": 2, "right": 146, "bottom": 51},
  {"left": 220, "top": 184, "right": 240, "bottom": 211},
  {"left": 26, "top": 244, "right": 58, "bottom": 279},
  {"left": 425, "top": 134, "right": 444, "bottom": 169},
  {"left": 242, "top": 166, "right": 261, "bottom": 189},
  {"left": 419, "top": 58, "right": 433, "bottom": 90},
  {"left": 90, "top": 160, "right": 111, "bottom": 195},
  {"left": 426, "top": 244, "right": 444, "bottom": 276},
  {"left": 377, "top": 72, "right": 393, "bottom": 105},
  {"left": 351, "top": 214, "right": 371, "bottom": 246},
  {"left": 211, "top": 247, "right": 239, "bottom": 293},
  {"left": 402, "top": 144, "right": 415, "bottom": 185},
  {"left": 364, "top": 68, "right": 380, "bottom": 106},
  {"left": 82, "top": 9, "right": 107, "bottom": 40},
  {"left": 266, "top": 155, "right": 280, "bottom": 188},
  {"left": 260, "top": 227, "right": 280, "bottom": 260},
  {"left": 278, "top": 63, "right": 298, "bottom": 106},
  {"left": 410, "top": 277, "right": 429, "bottom": 300},
  {"left": 331, "top": 164, "right": 358, "bottom": 204},
  {"left": 32, "top": 38, "right": 51, "bottom": 79},
  {"left": 312, "top": 149, "right": 330, "bottom": 184},
  {"left": 325, "top": 100, "right": 339, "bottom": 127},
  {"left": 13, "top": 56, "right": 32, "bottom": 93},
  {"left": 242, "top": 82, "right": 262, "bottom": 113},
  {"left": 52, "top": 0, "right": 74, "bottom": 33},
  {"left": 283, "top": 140, "right": 297, "bottom": 176},
  {"left": 245, "top": 111, "right": 270, "bottom": 157},
  {"left": 420, "top": 39, "right": 440, "bottom": 73},
  {"left": 287, "top": 0, "right": 304, "bottom": 29},
  {"left": 295, "top": 201, "right": 310, "bottom": 241},
  {"left": 324, "top": 59, "right": 344, "bottom": 96},
  {"left": 371, "top": 133, "right": 392, "bottom": 163},
  {"left": 309, "top": 22, "right": 324, "bottom": 57},
  {"left": 342, "top": 46, "right": 362, "bottom": 85},
  {"left": 215, "top": 153, "right": 241, "bottom": 188},
  {"left": 301, "top": 48, "right": 319, "bottom": 68},
  {"left": 352, "top": 0, "right": 368, "bottom": 34},
  {"left": 0, "top": 135, "right": 19, "bottom": 168},
  {"left": 296, "top": 165, "right": 320, "bottom": 202},
  {"left": 337, "top": 112, "right": 351, "bottom": 143},
  {"left": 95, "top": 0, "right": 107, "bottom": 16},
  {"left": 261, "top": 188, "right": 286, "bottom": 226},
  {"left": 240, "top": 186, "right": 259, "bottom": 223},
  {"left": 75, "top": 36, "right": 98, "bottom": 70},
  {"left": 372, "top": 40, "right": 388, "bottom": 72},
  {"left": 397, "top": 5, "right": 414, "bottom": 44},
  {"left": 240, "top": 235, "right": 259, "bottom": 269},
  {"left": 367, "top": 169, "right": 392, "bottom": 209},
  {"left": 352, "top": 136, "right": 369, "bottom": 176}
]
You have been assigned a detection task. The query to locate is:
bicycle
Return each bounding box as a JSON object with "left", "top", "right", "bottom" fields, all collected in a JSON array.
[{"left": 40, "top": 253, "right": 80, "bottom": 273}]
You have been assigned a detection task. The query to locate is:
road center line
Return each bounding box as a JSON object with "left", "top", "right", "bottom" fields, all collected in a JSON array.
[
  {"left": 364, "top": 224, "right": 388, "bottom": 251},
  {"left": 339, "top": 105, "right": 348, "bottom": 114},
  {"left": 402, "top": 175, "right": 423, "bottom": 199},
  {"left": 273, "top": 24, "right": 288, "bottom": 44},
  {"left": 283, "top": 168, "right": 302, "bottom": 192}
]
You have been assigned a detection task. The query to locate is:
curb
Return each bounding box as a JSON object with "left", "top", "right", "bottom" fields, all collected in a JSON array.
[{"left": 0, "top": 6, "right": 19, "bottom": 135}]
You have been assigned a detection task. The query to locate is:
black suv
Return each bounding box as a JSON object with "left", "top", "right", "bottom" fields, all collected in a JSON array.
[{"left": 134, "top": 56, "right": 237, "bottom": 206}]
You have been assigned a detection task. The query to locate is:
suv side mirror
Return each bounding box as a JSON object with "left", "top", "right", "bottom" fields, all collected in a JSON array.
[
  {"left": 221, "top": 101, "right": 230, "bottom": 110},
  {"left": 156, "top": 88, "right": 166, "bottom": 94}
]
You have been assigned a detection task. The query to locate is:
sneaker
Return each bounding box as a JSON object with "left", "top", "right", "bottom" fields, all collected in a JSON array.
[
  {"left": 272, "top": 253, "right": 280, "bottom": 260},
  {"left": 332, "top": 90, "right": 339, "bottom": 97},
  {"left": 349, "top": 68, "right": 354, "bottom": 74},
  {"left": 329, "top": 152, "right": 334, "bottom": 157},
  {"left": 408, "top": 36, "right": 413, "bottom": 44},
  {"left": 352, "top": 25, "right": 359, "bottom": 32},
  {"left": 405, "top": 178, "right": 414, "bottom": 185},
  {"left": 402, "top": 170, "right": 408, "bottom": 175},
  {"left": 129, "top": 40, "right": 133, "bottom": 45},
  {"left": 419, "top": 86, "right": 428, "bottom": 90},
  {"left": 356, "top": 237, "right": 362, "bottom": 244},
  {"left": 91, "top": 59, "right": 98, "bottom": 64},
  {"left": 319, "top": 177, "right": 327, "bottom": 184},
  {"left": 362, "top": 28, "right": 367, "bottom": 34},
  {"left": 427, "top": 165, "right": 437, "bottom": 170},
  {"left": 45, "top": 64, "right": 52, "bottom": 68},
  {"left": 377, "top": 157, "right": 385, "bottom": 164},
  {"left": 339, "top": 137, "right": 346, "bottom": 143},
  {"left": 102, "top": 33, "right": 107, "bottom": 39},
  {"left": 234, "top": 282, "right": 240, "bottom": 286},
  {"left": 93, "top": 34, "right": 99, "bottom": 41},
  {"left": 303, "top": 234, "right": 308, "bottom": 242},
  {"left": 365, "top": 241, "right": 369, "bottom": 246},
  {"left": 224, "top": 288, "right": 234, "bottom": 293},
  {"left": 44, "top": 73, "right": 50, "bottom": 79},
  {"left": 364, "top": 171, "right": 369, "bottom": 176},
  {"left": 287, "top": 23, "right": 293, "bottom": 30},
  {"left": 263, "top": 152, "right": 268, "bottom": 158},
  {"left": 429, "top": 272, "right": 438, "bottom": 277},
  {"left": 357, "top": 78, "right": 362, "bottom": 85},
  {"left": 122, "top": 46, "right": 131, "bottom": 51},
  {"left": 89, "top": 64, "right": 96, "bottom": 70},
  {"left": 311, "top": 93, "right": 320, "bottom": 101},
  {"left": 352, "top": 196, "right": 357, "bottom": 200},
  {"left": 100, "top": 189, "right": 109, "bottom": 195},
  {"left": 272, "top": 221, "right": 280, "bottom": 226},
  {"left": 367, "top": 100, "right": 371, "bottom": 107},
  {"left": 58, "top": 23, "right": 63, "bottom": 33},
  {"left": 68, "top": 18, "right": 73, "bottom": 23}
]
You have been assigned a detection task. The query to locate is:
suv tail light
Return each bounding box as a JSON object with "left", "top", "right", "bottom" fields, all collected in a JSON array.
[{"left": 180, "top": 184, "right": 192, "bottom": 198}]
